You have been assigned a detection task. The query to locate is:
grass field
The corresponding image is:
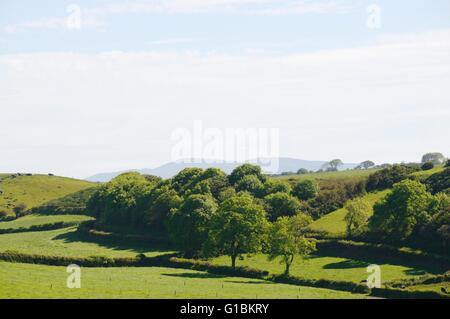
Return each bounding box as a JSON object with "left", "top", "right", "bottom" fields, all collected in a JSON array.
[
  {"left": 0, "top": 262, "right": 366, "bottom": 299},
  {"left": 273, "top": 169, "right": 377, "bottom": 182},
  {"left": 406, "top": 282, "right": 450, "bottom": 294},
  {"left": 210, "top": 254, "right": 431, "bottom": 284},
  {"left": 0, "top": 214, "right": 93, "bottom": 230},
  {"left": 309, "top": 191, "right": 390, "bottom": 235},
  {"left": 0, "top": 174, "right": 95, "bottom": 215},
  {"left": 0, "top": 227, "right": 172, "bottom": 258}
]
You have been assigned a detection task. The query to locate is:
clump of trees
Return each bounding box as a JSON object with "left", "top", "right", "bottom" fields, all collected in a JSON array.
[
  {"left": 421, "top": 162, "right": 434, "bottom": 171},
  {"left": 368, "top": 179, "right": 449, "bottom": 251},
  {"left": 366, "top": 165, "right": 418, "bottom": 191}
]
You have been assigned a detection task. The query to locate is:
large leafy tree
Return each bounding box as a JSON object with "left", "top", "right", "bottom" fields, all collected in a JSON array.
[
  {"left": 369, "top": 180, "right": 434, "bottom": 240},
  {"left": 167, "top": 194, "right": 218, "bottom": 257},
  {"left": 87, "top": 172, "right": 154, "bottom": 227},
  {"left": 206, "top": 193, "right": 269, "bottom": 269},
  {"left": 344, "top": 198, "right": 370, "bottom": 236},
  {"left": 267, "top": 214, "right": 316, "bottom": 276},
  {"left": 292, "top": 180, "right": 319, "bottom": 201},
  {"left": 228, "top": 164, "right": 266, "bottom": 186},
  {"left": 264, "top": 192, "right": 302, "bottom": 221}
]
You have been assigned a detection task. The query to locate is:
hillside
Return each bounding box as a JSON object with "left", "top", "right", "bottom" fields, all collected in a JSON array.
[
  {"left": 309, "top": 190, "right": 390, "bottom": 235},
  {"left": 0, "top": 174, "right": 96, "bottom": 216}
]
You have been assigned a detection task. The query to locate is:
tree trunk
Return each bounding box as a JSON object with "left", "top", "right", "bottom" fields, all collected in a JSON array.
[
  {"left": 284, "top": 263, "right": 290, "bottom": 276},
  {"left": 231, "top": 254, "right": 237, "bottom": 269}
]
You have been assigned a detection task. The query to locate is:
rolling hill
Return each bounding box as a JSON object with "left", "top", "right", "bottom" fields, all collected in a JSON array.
[{"left": 0, "top": 174, "right": 96, "bottom": 216}]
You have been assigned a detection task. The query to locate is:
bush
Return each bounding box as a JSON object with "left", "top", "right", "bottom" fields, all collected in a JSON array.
[
  {"left": 366, "top": 165, "right": 418, "bottom": 191},
  {"left": 421, "top": 162, "right": 434, "bottom": 171},
  {"left": 0, "top": 221, "right": 82, "bottom": 234},
  {"left": 425, "top": 168, "right": 450, "bottom": 194},
  {"left": 292, "top": 180, "right": 319, "bottom": 201}
]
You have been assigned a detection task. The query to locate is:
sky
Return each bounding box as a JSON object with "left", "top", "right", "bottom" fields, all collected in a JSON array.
[{"left": 0, "top": 0, "right": 449, "bottom": 178}]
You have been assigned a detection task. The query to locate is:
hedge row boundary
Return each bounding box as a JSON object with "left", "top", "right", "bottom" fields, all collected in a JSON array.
[
  {"left": 0, "top": 221, "right": 82, "bottom": 234},
  {"left": 315, "top": 240, "right": 450, "bottom": 271}
]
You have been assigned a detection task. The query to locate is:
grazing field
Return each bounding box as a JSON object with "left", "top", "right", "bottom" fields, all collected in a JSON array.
[
  {"left": 0, "top": 174, "right": 95, "bottom": 215},
  {"left": 309, "top": 191, "right": 390, "bottom": 235},
  {"left": 0, "top": 262, "right": 365, "bottom": 299},
  {"left": 410, "top": 166, "right": 445, "bottom": 180},
  {"left": 407, "top": 282, "right": 450, "bottom": 294},
  {"left": 0, "top": 214, "right": 93, "bottom": 230},
  {"left": 273, "top": 169, "right": 377, "bottom": 182},
  {"left": 210, "top": 254, "right": 431, "bottom": 284},
  {"left": 0, "top": 227, "right": 172, "bottom": 258}
]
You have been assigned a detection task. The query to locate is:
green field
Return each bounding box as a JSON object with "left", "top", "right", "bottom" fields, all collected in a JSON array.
[
  {"left": 309, "top": 191, "right": 390, "bottom": 235},
  {"left": 0, "top": 227, "right": 172, "bottom": 258},
  {"left": 210, "top": 254, "right": 430, "bottom": 284},
  {"left": 406, "top": 282, "right": 450, "bottom": 294},
  {"left": 0, "top": 174, "right": 95, "bottom": 215},
  {"left": 0, "top": 262, "right": 365, "bottom": 299},
  {"left": 273, "top": 169, "right": 377, "bottom": 182},
  {"left": 0, "top": 214, "right": 93, "bottom": 230}
]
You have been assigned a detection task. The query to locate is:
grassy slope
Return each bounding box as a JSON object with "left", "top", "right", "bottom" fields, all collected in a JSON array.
[
  {"left": 211, "top": 254, "right": 431, "bottom": 284},
  {"left": 0, "top": 262, "right": 364, "bottom": 299},
  {"left": 0, "top": 227, "right": 172, "bottom": 258},
  {"left": 407, "top": 282, "right": 450, "bottom": 294},
  {"left": 0, "top": 214, "right": 93, "bottom": 230},
  {"left": 309, "top": 191, "right": 390, "bottom": 235},
  {"left": 273, "top": 169, "right": 377, "bottom": 182},
  {"left": 0, "top": 174, "right": 95, "bottom": 215}
]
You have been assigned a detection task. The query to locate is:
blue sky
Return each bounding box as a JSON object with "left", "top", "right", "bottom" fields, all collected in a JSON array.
[{"left": 0, "top": 0, "right": 449, "bottom": 177}]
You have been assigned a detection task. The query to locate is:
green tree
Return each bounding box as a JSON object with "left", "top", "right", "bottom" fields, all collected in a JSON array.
[
  {"left": 144, "top": 185, "right": 182, "bottom": 230},
  {"left": 421, "top": 162, "right": 434, "bottom": 171},
  {"left": 263, "top": 179, "right": 291, "bottom": 196},
  {"left": 369, "top": 180, "right": 434, "bottom": 240},
  {"left": 323, "top": 159, "right": 343, "bottom": 171},
  {"left": 264, "top": 192, "right": 302, "bottom": 221},
  {"left": 267, "top": 214, "right": 316, "bottom": 276},
  {"left": 292, "top": 180, "right": 319, "bottom": 201},
  {"left": 206, "top": 193, "right": 268, "bottom": 269},
  {"left": 228, "top": 164, "right": 266, "bottom": 186},
  {"left": 344, "top": 198, "right": 370, "bottom": 236},
  {"left": 235, "top": 174, "right": 264, "bottom": 196},
  {"left": 356, "top": 161, "right": 375, "bottom": 170},
  {"left": 87, "top": 172, "right": 153, "bottom": 227},
  {"left": 421, "top": 152, "right": 445, "bottom": 165},
  {"left": 167, "top": 194, "right": 218, "bottom": 257}
]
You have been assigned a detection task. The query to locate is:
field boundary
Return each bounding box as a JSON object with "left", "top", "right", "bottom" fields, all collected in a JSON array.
[{"left": 0, "top": 221, "right": 82, "bottom": 234}]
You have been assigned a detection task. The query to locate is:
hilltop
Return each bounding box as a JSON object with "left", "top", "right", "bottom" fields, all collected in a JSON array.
[{"left": 0, "top": 174, "right": 96, "bottom": 216}]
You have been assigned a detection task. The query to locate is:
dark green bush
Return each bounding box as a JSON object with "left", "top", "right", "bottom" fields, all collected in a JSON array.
[
  {"left": 421, "top": 162, "right": 434, "bottom": 171},
  {"left": 366, "top": 165, "right": 418, "bottom": 191}
]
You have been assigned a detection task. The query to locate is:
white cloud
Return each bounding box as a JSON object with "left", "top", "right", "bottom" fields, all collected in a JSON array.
[{"left": 0, "top": 29, "right": 449, "bottom": 177}]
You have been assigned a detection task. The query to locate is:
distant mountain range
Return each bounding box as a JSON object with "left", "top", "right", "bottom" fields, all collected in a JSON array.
[{"left": 85, "top": 158, "right": 358, "bottom": 182}]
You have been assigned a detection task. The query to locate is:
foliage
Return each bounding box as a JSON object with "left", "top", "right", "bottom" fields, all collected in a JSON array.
[
  {"left": 167, "top": 194, "right": 218, "bottom": 257},
  {"left": 369, "top": 180, "right": 434, "bottom": 240},
  {"left": 366, "top": 165, "right": 418, "bottom": 191},
  {"left": 206, "top": 193, "right": 269, "bottom": 268},
  {"left": 235, "top": 175, "right": 264, "bottom": 197},
  {"left": 344, "top": 198, "right": 370, "bottom": 236},
  {"left": 292, "top": 180, "right": 319, "bottom": 201},
  {"left": 421, "top": 162, "right": 434, "bottom": 171},
  {"left": 228, "top": 164, "right": 266, "bottom": 186},
  {"left": 356, "top": 161, "right": 375, "bottom": 170},
  {"left": 267, "top": 214, "right": 316, "bottom": 275},
  {"left": 262, "top": 179, "right": 291, "bottom": 196},
  {"left": 425, "top": 168, "right": 450, "bottom": 194},
  {"left": 264, "top": 192, "right": 302, "bottom": 221}
]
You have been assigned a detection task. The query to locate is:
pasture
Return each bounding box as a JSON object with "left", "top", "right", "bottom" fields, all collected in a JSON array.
[{"left": 0, "top": 261, "right": 365, "bottom": 299}]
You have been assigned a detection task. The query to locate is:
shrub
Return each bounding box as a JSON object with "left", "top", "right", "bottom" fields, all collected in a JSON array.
[
  {"left": 425, "top": 168, "right": 450, "bottom": 194},
  {"left": 421, "top": 162, "right": 434, "bottom": 171},
  {"left": 264, "top": 192, "right": 302, "bottom": 221},
  {"left": 366, "top": 165, "right": 418, "bottom": 191},
  {"left": 292, "top": 180, "right": 319, "bottom": 201}
]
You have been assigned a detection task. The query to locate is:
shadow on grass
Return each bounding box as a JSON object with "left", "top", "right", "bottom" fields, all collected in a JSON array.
[
  {"left": 322, "top": 259, "right": 370, "bottom": 269},
  {"left": 162, "top": 272, "right": 225, "bottom": 279},
  {"left": 52, "top": 227, "right": 174, "bottom": 256}
]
